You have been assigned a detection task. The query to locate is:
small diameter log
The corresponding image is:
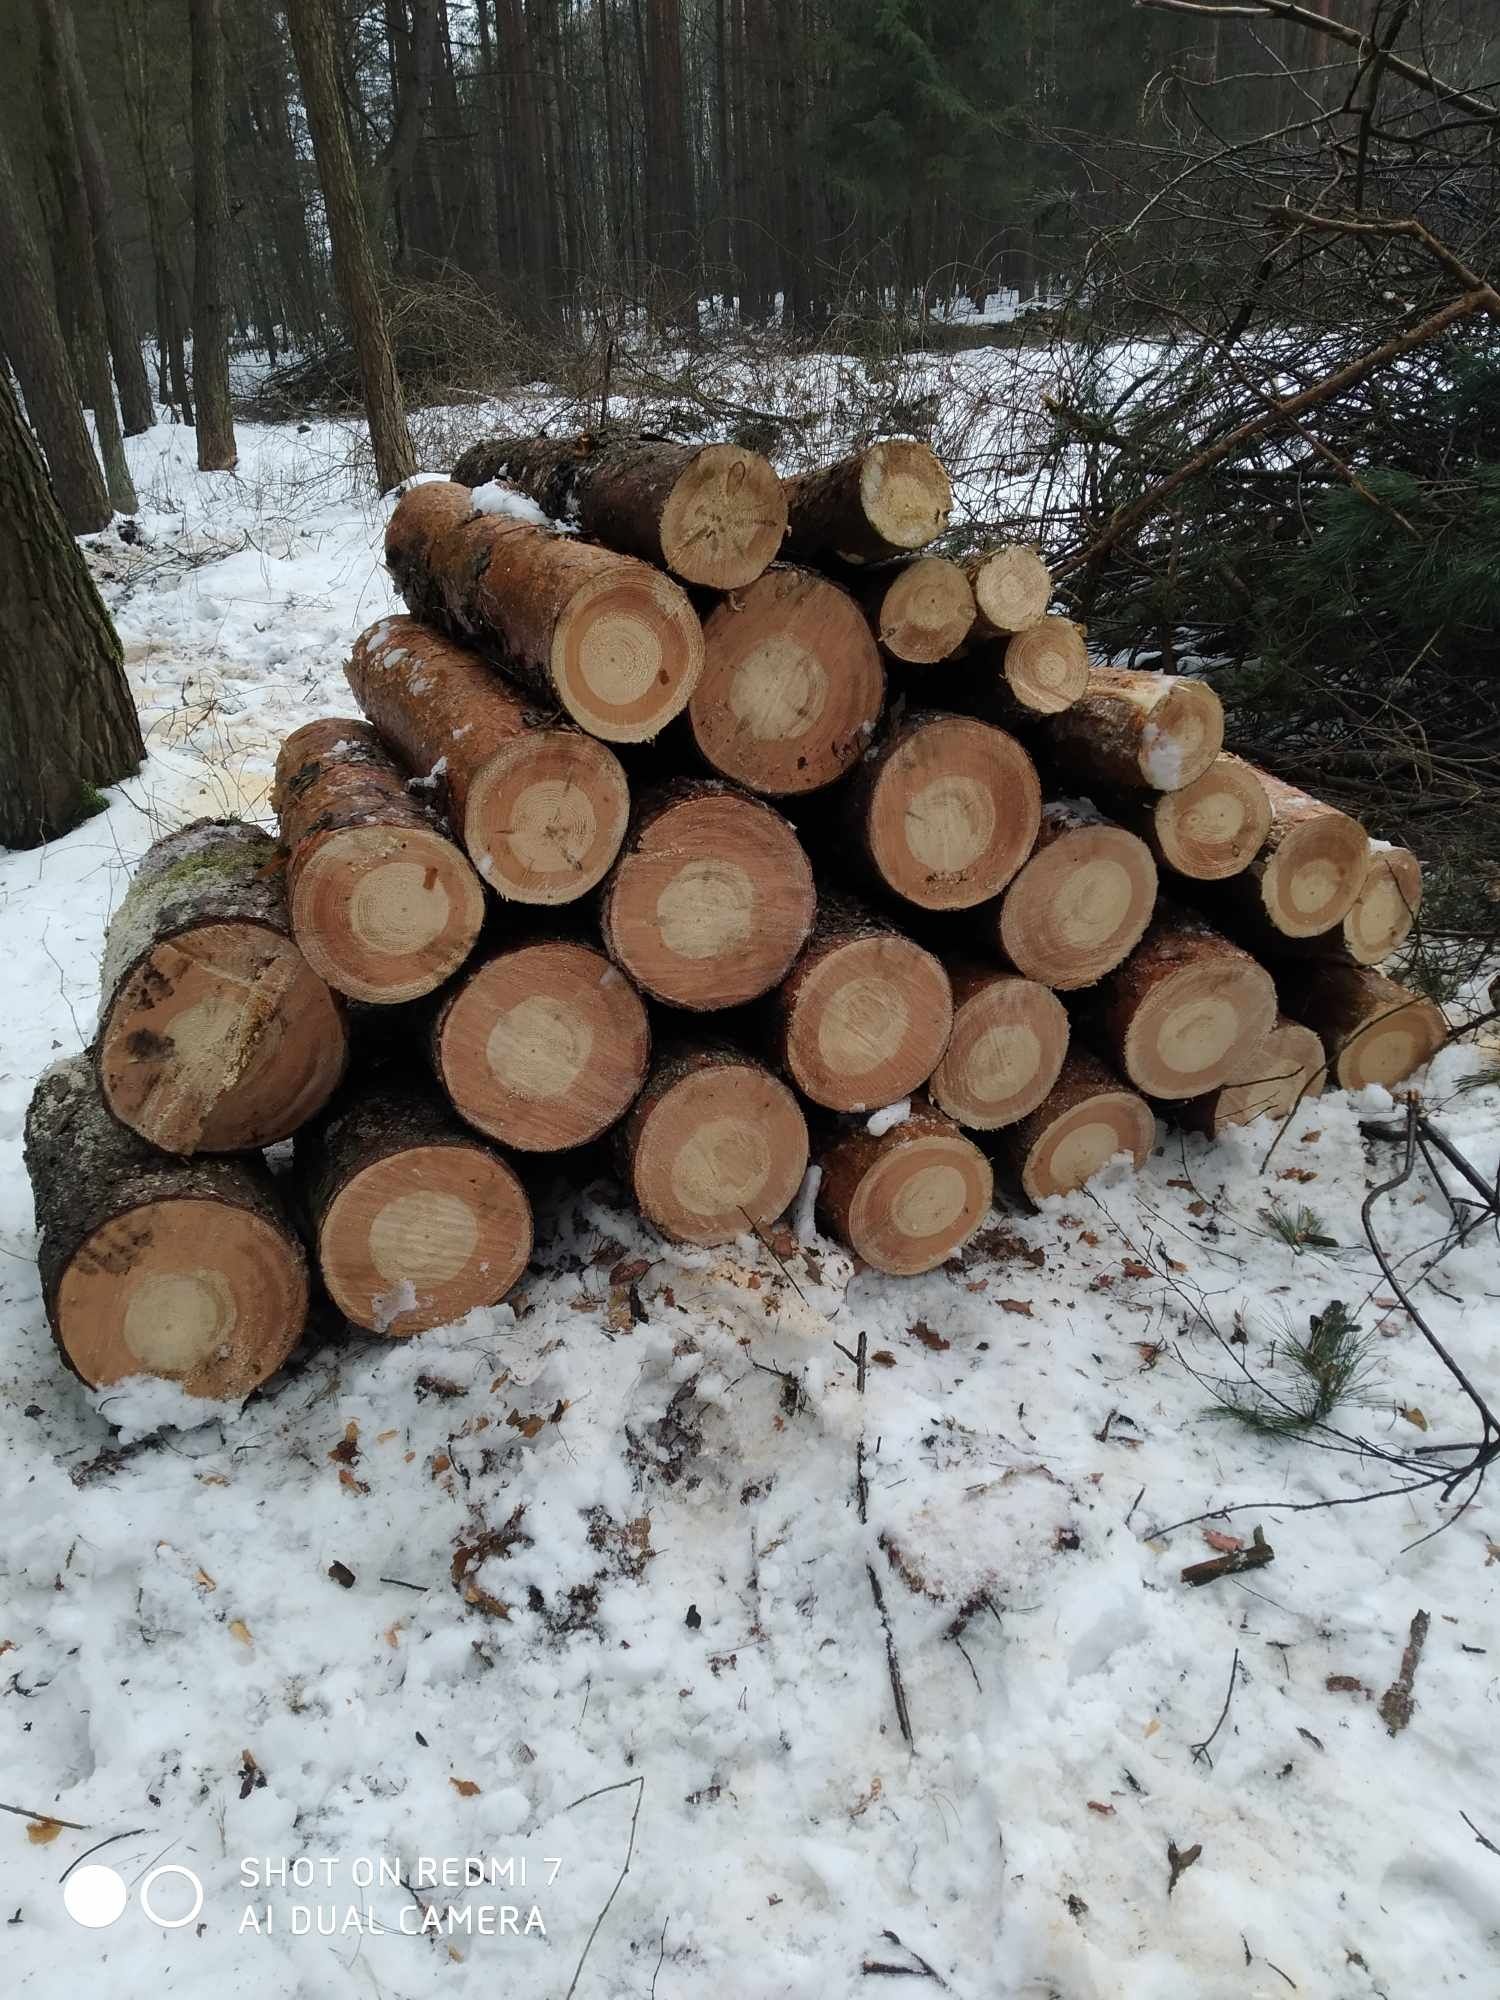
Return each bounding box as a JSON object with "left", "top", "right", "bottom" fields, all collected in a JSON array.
[
  {"left": 1283, "top": 966, "right": 1445, "bottom": 1092},
  {"left": 691, "top": 566, "right": 885, "bottom": 795},
  {"left": 1172, "top": 1015, "right": 1326, "bottom": 1139},
  {"left": 857, "top": 555, "right": 975, "bottom": 663},
  {"left": 450, "top": 434, "right": 787, "bottom": 590},
  {"left": 783, "top": 440, "right": 952, "bottom": 565},
  {"left": 384, "top": 479, "right": 704, "bottom": 741},
  {"left": 816, "top": 1098, "right": 993, "bottom": 1275},
  {"left": 620, "top": 1045, "right": 808, "bottom": 1247},
  {"left": 1115, "top": 753, "right": 1272, "bottom": 881},
  {"left": 998, "top": 617, "right": 1090, "bottom": 715},
  {"left": 928, "top": 964, "right": 1070, "bottom": 1131},
  {"left": 1340, "top": 846, "right": 1423, "bottom": 965},
  {"left": 24, "top": 1053, "right": 307, "bottom": 1396},
  {"left": 1091, "top": 908, "right": 1279, "bottom": 1101},
  {"left": 295, "top": 1077, "right": 531, "bottom": 1335},
  {"left": 771, "top": 899, "right": 954, "bottom": 1113},
  {"left": 845, "top": 712, "right": 1041, "bottom": 911},
  {"left": 600, "top": 780, "right": 815, "bottom": 1009},
  {"left": 1000, "top": 1049, "right": 1156, "bottom": 1204},
  {"left": 272, "top": 718, "right": 484, "bottom": 1003},
  {"left": 434, "top": 938, "right": 650, "bottom": 1151},
  {"left": 97, "top": 819, "right": 347, "bottom": 1155},
  {"left": 996, "top": 802, "right": 1158, "bottom": 990},
  {"left": 965, "top": 544, "right": 1052, "bottom": 638},
  {"left": 1221, "top": 770, "right": 1371, "bottom": 941},
  {"left": 347, "top": 616, "right": 629, "bottom": 905},
  {"left": 1042, "top": 667, "right": 1224, "bottom": 792}
]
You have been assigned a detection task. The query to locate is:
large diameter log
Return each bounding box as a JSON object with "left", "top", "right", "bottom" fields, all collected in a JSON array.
[
  {"left": 783, "top": 440, "right": 952, "bottom": 564},
  {"left": 384, "top": 479, "right": 704, "bottom": 741},
  {"left": 1042, "top": 667, "right": 1224, "bottom": 792},
  {"left": 434, "top": 938, "right": 650, "bottom": 1151},
  {"left": 857, "top": 555, "right": 975, "bottom": 663},
  {"left": 1282, "top": 966, "right": 1445, "bottom": 1092},
  {"left": 816, "top": 1098, "right": 993, "bottom": 1275},
  {"left": 996, "top": 803, "right": 1158, "bottom": 989},
  {"left": 928, "top": 965, "right": 1070, "bottom": 1131},
  {"left": 600, "top": 781, "right": 815, "bottom": 1009},
  {"left": 965, "top": 544, "right": 1052, "bottom": 638},
  {"left": 845, "top": 713, "right": 1041, "bottom": 911},
  {"left": 691, "top": 566, "right": 885, "bottom": 795},
  {"left": 1091, "top": 909, "right": 1279, "bottom": 1100},
  {"left": 450, "top": 434, "right": 787, "bottom": 589},
  {"left": 24, "top": 1054, "right": 308, "bottom": 1396},
  {"left": 620, "top": 1045, "right": 809, "bottom": 1247},
  {"left": 1339, "top": 846, "right": 1423, "bottom": 965},
  {"left": 1171, "top": 1016, "right": 1326, "bottom": 1139},
  {"left": 272, "top": 718, "right": 484, "bottom": 1003},
  {"left": 295, "top": 1077, "right": 531, "bottom": 1335},
  {"left": 97, "top": 820, "right": 347, "bottom": 1155},
  {"left": 771, "top": 899, "right": 954, "bottom": 1112},
  {"left": 1115, "top": 753, "right": 1272, "bottom": 881},
  {"left": 1000, "top": 1050, "right": 1155, "bottom": 1203},
  {"left": 1221, "top": 770, "right": 1370, "bottom": 941},
  {"left": 347, "top": 616, "right": 629, "bottom": 905}
]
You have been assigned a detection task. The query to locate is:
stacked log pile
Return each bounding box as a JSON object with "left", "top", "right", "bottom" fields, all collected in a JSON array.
[{"left": 25, "top": 433, "right": 1443, "bottom": 1401}]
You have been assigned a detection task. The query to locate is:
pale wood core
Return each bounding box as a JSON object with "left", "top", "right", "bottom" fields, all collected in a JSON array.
[
  {"left": 784, "top": 936, "right": 953, "bottom": 1111},
  {"left": 868, "top": 716, "right": 1041, "bottom": 910},
  {"left": 858, "top": 440, "right": 952, "bottom": 552},
  {"left": 878, "top": 558, "right": 975, "bottom": 662},
  {"left": 1022, "top": 1092, "right": 1155, "bottom": 1202},
  {"left": 291, "top": 824, "right": 484, "bottom": 1002},
  {"left": 658, "top": 444, "right": 788, "bottom": 588},
  {"left": 1004, "top": 618, "right": 1090, "bottom": 714},
  {"left": 1333, "top": 991, "right": 1446, "bottom": 1091},
  {"left": 1344, "top": 848, "right": 1422, "bottom": 964},
  {"left": 844, "top": 1131, "right": 994, "bottom": 1275},
  {"left": 631, "top": 1063, "right": 808, "bottom": 1246},
  {"left": 930, "top": 977, "right": 1070, "bottom": 1130},
  {"left": 1000, "top": 826, "right": 1158, "bottom": 989},
  {"left": 465, "top": 732, "right": 630, "bottom": 904},
  {"left": 1121, "top": 954, "right": 1278, "bottom": 1099},
  {"left": 971, "top": 545, "right": 1052, "bottom": 635},
  {"left": 550, "top": 563, "right": 704, "bottom": 740},
  {"left": 1262, "top": 808, "right": 1371, "bottom": 938},
  {"left": 1153, "top": 758, "right": 1273, "bottom": 880},
  {"left": 1139, "top": 678, "right": 1225, "bottom": 789},
  {"left": 1210, "top": 1018, "right": 1326, "bottom": 1131}
]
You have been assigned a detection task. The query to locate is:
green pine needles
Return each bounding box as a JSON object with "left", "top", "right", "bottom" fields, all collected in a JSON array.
[{"left": 1211, "top": 1301, "right": 1376, "bottom": 1439}]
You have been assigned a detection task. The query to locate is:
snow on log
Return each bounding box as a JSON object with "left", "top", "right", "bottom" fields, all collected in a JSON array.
[
  {"left": 600, "top": 780, "right": 815, "bottom": 1009},
  {"left": 928, "top": 964, "right": 1070, "bottom": 1131},
  {"left": 96, "top": 819, "right": 346, "bottom": 1155},
  {"left": 272, "top": 717, "right": 484, "bottom": 1003},
  {"left": 294, "top": 1075, "right": 531, "bottom": 1335},
  {"left": 1170, "top": 1015, "right": 1326, "bottom": 1138},
  {"left": 854, "top": 555, "right": 976, "bottom": 663},
  {"left": 999, "top": 1049, "right": 1156, "bottom": 1203},
  {"left": 346, "top": 616, "right": 629, "bottom": 905},
  {"left": 433, "top": 936, "right": 651, "bottom": 1151},
  {"left": 783, "top": 440, "right": 952, "bottom": 564},
  {"left": 1216, "top": 770, "right": 1370, "bottom": 941},
  {"left": 691, "top": 565, "right": 885, "bottom": 795},
  {"left": 964, "top": 544, "right": 1052, "bottom": 638},
  {"left": 1041, "top": 667, "right": 1224, "bottom": 792},
  {"left": 1112, "top": 752, "right": 1273, "bottom": 881},
  {"left": 995, "top": 801, "right": 1158, "bottom": 989},
  {"left": 1282, "top": 965, "right": 1445, "bottom": 1092},
  {"left": 384, "top": 478, "right": 704, "bottom": 741},
  {"left": 450, "top": 433, "right": 787, "bottom": 589},
  {"left": 815, "top": 1096, "right": 993, "bottom": 1275},
  {"left": 24, "top": 1053, "right": 308, "bottom": 1395},
  {"left": 770, "top": 897, "right": 953, "bottom": 1112},
  {"left": 619, "top": 1044, "right": 808, "bottom": 1247}
]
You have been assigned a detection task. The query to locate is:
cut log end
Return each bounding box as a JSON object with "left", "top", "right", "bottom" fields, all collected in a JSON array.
[
  {"left": 874, "top": 557, "right": 976, "bottom": 663},
  {"left": 658, "top": 443, "right": 788, "bottom": 588},
  {"left": 1013, "top": 1055, "right": 1156, "bottom": 1203},
  {"left": 968, "top": 544, "right": 1052, "bottom": 637},
  {"left": 864, "top": 715, "right": 1041, "bottom": 910},
  {"left": 99, "top": 920, "right": 346, "bottom": 1154},
  {"left": 550, "top": 562, "right": 705, "bottom": 741},
  {"left": 1113, "top": 922, "right": 1279, "bottom": 1100},
  {"left": 1140, "top": 678, "right": 1225, "bottom": 790},
  {"left": 1291, "top": 966, "right": 1446, "bottom": 1092},
  {"left": 466, "top": 731, "right": 630, "bottom": 905},
  {"left": 1046, "top": 669, "right": 1225, "bottom": 794},
  {"left": 1182, "top": 1017, "right": 1326, "bottom": 1136},
  {"left": 1258, "top": 804, "right": 1370, "bottom": 939},
  {"left": 929, "top": 971, "right": 1070, "bottom": 1131},
  {"left": 818, "top": 1105, "right": 993, "bottom": 1275},
  {"left": 626, "top": 1052, "right": 809, "bottom": 1246},
  {"left": 436, "top": 939, "right": 651, "bottom": 1151},
  {"left": 781, "top": 932, "right": 953, "bottom": 1112},
  {"left": 1003, "top": 617, "right": 1090, "bottom": 715},
  {"left": 602, "top": 785, "right": 815, "bottom": 1009},
  {"left": 1344, "top": 847, "right": 1422, "bottom": 964},
  {"left": 1000, "top": 819, "right": 1158, "bottom": 989},
  {"left": 1150, "top": 755, "right": 1273, "bottom": 880},
  {"left": 289, "top": 825, "right": 484, "bottom": 1003},
  {"left": 857, "top": 439, "right": 952, "bottom": 554},
  {"left": 319, "top": 1143, "right": 531, "bottom": 1336}
]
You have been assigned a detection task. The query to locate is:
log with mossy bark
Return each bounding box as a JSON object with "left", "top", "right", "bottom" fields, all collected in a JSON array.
[
  {"left": 782, "top": 440, "right": 952, "bottom": 565},
  {"left": 450, "top": 433, "right": 787, "bottom": 589},
  {"left": 1279, "top": 964, "right": 1445, "bottom": 1092},
  {"left": 991, "top": 801, "right": 1158, "bottom": 990},
  {"left": 996, "top": 1048, "right": 1156, "bottom": 1203},
  {"left": 815, "top": 1097, "right": 993, "bottom": 1275},
  {"left": 927, "top": 963, "right": 1070, "bottom": 1132},
  {"left": 24, "top": 1052, "right": 308, "bottom": 1396},
  {"left": 1041, "top": 667, "right": 1224, "bottom": 793},
  {"left": 96, "top": 819, "right": 347, "bottom": 1155},
  {"left": 384, "top": 479, "right": 704, "bottom": 741}
]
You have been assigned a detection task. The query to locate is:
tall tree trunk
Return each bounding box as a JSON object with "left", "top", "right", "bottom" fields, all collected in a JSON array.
[
  {"left": 189, "top": 0, "right": 237, "bottom": 469},
  {"left": 0, "top": 369, "right": 143, "bottom": 848},
  {"left": 286, "top": 0, "right": 417, "bottom": 492}
]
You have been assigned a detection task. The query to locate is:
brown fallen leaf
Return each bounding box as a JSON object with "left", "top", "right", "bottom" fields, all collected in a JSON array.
[
  {"left": 1087, "top": 1800, "right": 1116, "bottom": 1816},
  {"left": 229, "top": 1619, "right": 253, "bottom": 1647},
  {"left": 999, "top": 1299, "right": 1034, "bottom": 1317},
  {"left": 909, "top": 1321, "right": 950, "bottom": 1351},
  {"left": 328, "top": 1421, "right": 360, "bottom": 1467},
  {"left": 195, "top": 1568, "right": 217, "bottom": 1591},
  {"left": 1326, "top": 1674, "right": 1368, "bottom": 1696},
  {"left": 1400, "top": 1406, "right": 1429, "bottom": 1431},
  {"left": 610, "top": 1255, "right": 651, "bottom": 1286},
  {"left": 1166, "top": 1838, "right": 1202, "bottom": 1897},
  {"left": 26, "top": 1818, "right": 64, "bottom": 1845},
  {"left": 0, "top": 1640, "right": 16, "bottom": 1657},
  {"left": 1202, "top": 1530, "right": 1244, "bottom": 1554},
  {"left": 450, "top": 1777, "right": 481, "bottom": 1798},
  {"left": 870, "top": 1350, "right": 897, "bottom": 1368},
  {"left": 1121, "top": 1259, "right": 1154, "bottom": 1280}
]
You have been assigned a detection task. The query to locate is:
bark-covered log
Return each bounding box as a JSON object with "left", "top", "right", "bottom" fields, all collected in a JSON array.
[
  {"left": 928, "top": 963, "right": 1070, "bottom": 1131},
  {"left": 272, "top": 717, "right": 484, "bottom": 1002},
  {"left": 853, "top": 555, "right": 975, "bottom": 663},
  {"left": 1086, "top": 906, "right": 1279, "bottom": 1101},
  {"left": 842, "top": 711, "right": 1040, "bottom": 911},
  {"left": 1111, "top": 753, "right": 1272, "bottom": 881},
  {"left": 1041, "top": 667, "right": 1224, "bottom": 792},
  {"left": 97, "top": 819, "right": 347, "bottom": 1154},
  {"left": 691, "top": 565, "right": 885, "bottom": 795},
  {"left": 815, "top": 1097, "right": 993, "bottom": 1275},
  {"left": 964, "top": 544, "right": 1052, "bottom": 638},
  {"left": 450, "top": 433, "right": 787, "bottom": 589},
  {"left": 1279, "top": 843, "right": 1422, "bottom": 966},
  {"left": 293, "top": 1075, "right": 531, "bottom": 1335},
  {"left": 770, "top": 896, "right": 953, "bottom": 1112},
  {"left": 384, "top": 479, "right": 704, "bottom": 740},
  {"left": 1211, "top": 770, "right": 1370, "bottom": 942},
  {"left": 24, "top": 1052, "right": 308, "bottom": 1395},
  {"left": 433, "top": 937, "right": 651, "bottom": 1151},
  {"left": 346, "top": 615, "right": 629, "bottom": 905},
  {"left": 619, "top": 1043, "right": 808, "bottom": 1247},
  {"left": 1169, "top": 1015, "right": 1326, "bottom": 1139},
  {"left": 998, "top": 1049, "right": 1156, "bottom": 1203},
  {"left": 993, "top": 802, "right": 1158, "bottom": 989},
  {"left": 782, "top": 440, "right": 952, "bottom": 565},
  {"left": 1280, "top": 965, "right": 1445, "bottom": 1092},
  {"left": 600, "top": 779, "right": 815, "bottom": 1009}
]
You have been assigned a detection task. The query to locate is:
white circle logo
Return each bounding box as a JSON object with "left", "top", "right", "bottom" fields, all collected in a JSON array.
[
  {"left": 62, "top": 1864, "right": 129, "bottom": 1929},
  {"left": 139, "top": 1863, "right": 205, "bottom": 1929}
]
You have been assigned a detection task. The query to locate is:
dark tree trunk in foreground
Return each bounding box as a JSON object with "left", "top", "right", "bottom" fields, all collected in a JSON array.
[
  {"left": 189, "top": 0, "right": 237, "bottom": 468},
  {"left": 0, "top": 369, "right": 143, "bottom": 849},
  {"left": 286, "top": 0, "right": 416, "bottom": 493}
]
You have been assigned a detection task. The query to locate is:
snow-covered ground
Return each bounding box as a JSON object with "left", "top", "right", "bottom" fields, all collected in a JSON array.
[{"left": 2, "top": 405, "right": 1499, "bottom": 1999}]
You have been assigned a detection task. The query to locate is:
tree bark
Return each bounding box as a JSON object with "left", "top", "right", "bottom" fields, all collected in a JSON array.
[
  {"left": 994, "top": 801, "right": 1159, "bottom": 990},
  {"left": 816, "top": 1097, "right": 993, "bottom": 1275},
  {"left": 928, "top": 964, "right": 1070, "bottom": 1132},
  {"left": 783, "top": 442, "right": 952, "bottom": 564},
  {"left": 998, "top": 1049, "right": 1156, "bottom": 1204},
  {"left": 189, "top": 0, "right": 238, "bottom": 469}
]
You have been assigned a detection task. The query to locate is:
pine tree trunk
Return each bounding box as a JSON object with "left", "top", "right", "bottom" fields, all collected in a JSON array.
[
  {"left": 816, "top": 1097, "right": 993, "bottom": 1275},
  {"left": 1210, "top": 769, "right": 1371, "bottom": 942},
  {"left": 964, "top": 544, "right": 1052, "bottom": 637},
  {"left": 189, "top": 0, "right": 238, "bottom": 470},
  {"left": 851, "top": 556, "right": 975, "bottom": 664}
]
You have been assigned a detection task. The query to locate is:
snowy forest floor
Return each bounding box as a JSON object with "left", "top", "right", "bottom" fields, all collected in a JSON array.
[{"left": 2, "top": 401, "right": 1499, "bottom": 1999}]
